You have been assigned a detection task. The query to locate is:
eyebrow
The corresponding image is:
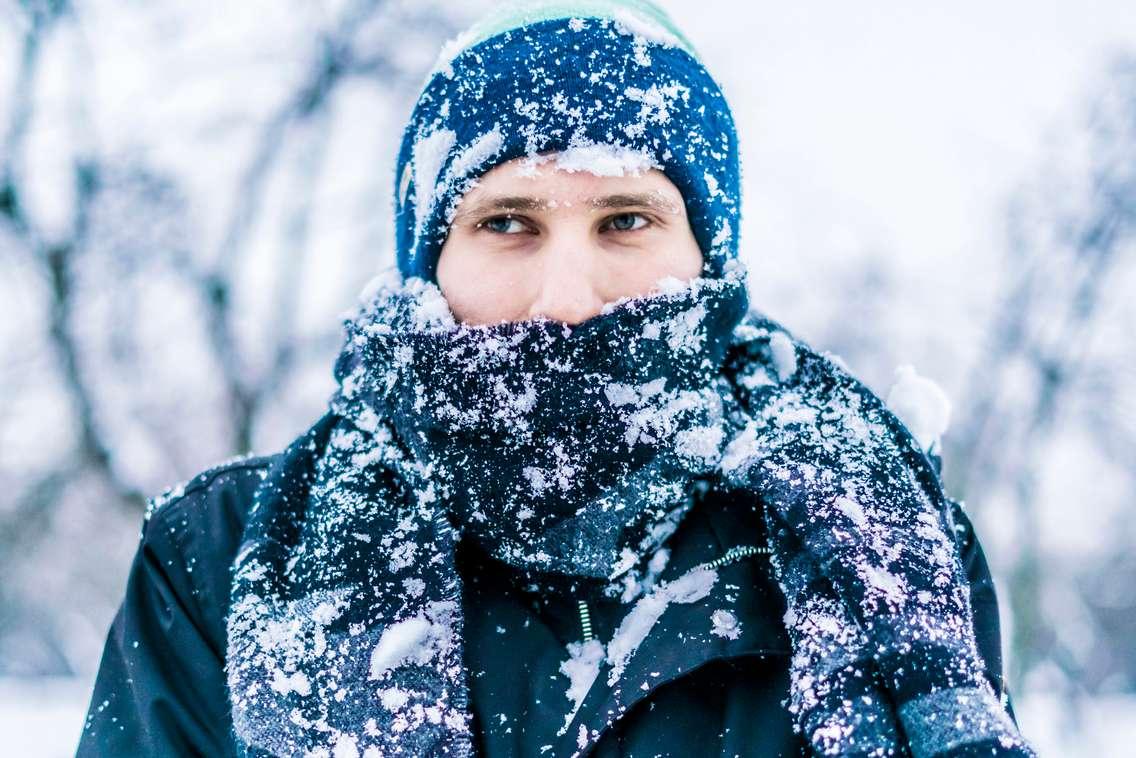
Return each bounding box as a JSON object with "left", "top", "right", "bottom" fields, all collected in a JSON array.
[{"left": 453, "top": 192, "right": 681, "bottom": 220}]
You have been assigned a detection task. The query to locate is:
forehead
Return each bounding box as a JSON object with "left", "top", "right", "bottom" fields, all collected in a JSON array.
[{"left": 461, "top": 153, "right": 684, "bottom": 206}]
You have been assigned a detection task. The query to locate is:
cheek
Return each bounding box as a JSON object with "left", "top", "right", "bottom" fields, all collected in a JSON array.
[
  {"left": 437, "top": 244, "right": 530, "bottom": 324},
  {"left": 603, "top": 237, "right": 704, "bottom": 293}
]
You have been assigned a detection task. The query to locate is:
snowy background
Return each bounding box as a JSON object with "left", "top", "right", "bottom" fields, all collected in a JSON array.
[{"left": 2, "top": 0, "right": 1134, "bottom": 755}]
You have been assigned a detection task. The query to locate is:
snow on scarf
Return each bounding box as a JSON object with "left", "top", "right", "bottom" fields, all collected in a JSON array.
[
  {"left": 225, "top": 260, "right": 1035, "bottom": 757},
  {"left": 225, "top": 261, "right": 749, "bottom": 756},
  {"left": 718, "top": 322, "right": 1036, "bottom": 757}
]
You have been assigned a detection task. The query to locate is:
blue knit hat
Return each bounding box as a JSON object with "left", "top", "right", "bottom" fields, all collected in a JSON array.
[{"left": 392, "top": 0, "right": 741, "bottom": 283}]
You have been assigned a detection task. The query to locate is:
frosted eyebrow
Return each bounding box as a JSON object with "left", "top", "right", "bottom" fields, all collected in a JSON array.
[
  {"left": 589, "top": 193, "right": 682, "bottom": 214},
  {"left": 455, "top": 192, "right": 681, "bottom": 221},
  {"left": 454, "top": 196, "right": 549, "bottom": 220}
]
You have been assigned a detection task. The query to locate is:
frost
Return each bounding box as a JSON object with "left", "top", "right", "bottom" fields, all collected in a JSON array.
[
  {"left": 270, "top": 669, "right": 311, "bottom": 696},
  {"left": 557, "top": 638, "right": 604, "bottom": 735},
  {"left": 333, "top": 734, "right": 359, "bottom": 758},
  {"left": 606, "top": 567, "right": 718, "bottom": 685},
  {"left": 768, "top": 331, "right": 798, "bottom": 382},
  {"left": 885, "top": 364, "right": 951, "bottom": 453},
  {"left": 410, "top": 127, "right": 456, "bottom": 237},
  {"left": 612, "top": 10, "right": 682, "bottom": 48},
  {"left": 522, "top": 143, "right": 661, "bottom": 177},
  {"left": 710, "top": 609, "right": 741, "bottom": 640},
  {"left": 368, "top": 602, "right": 457, "bottom": 681},
  {"left": 369, "top": 616, "right": 432, "bottom": 679},
  {"left": 448, "top": 126, "right": 505, "bottom": 180}
]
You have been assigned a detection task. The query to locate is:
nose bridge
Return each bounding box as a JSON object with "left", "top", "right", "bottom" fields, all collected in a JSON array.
[{"left": 527, "top": 223, "right": 604, "bottom": 325}]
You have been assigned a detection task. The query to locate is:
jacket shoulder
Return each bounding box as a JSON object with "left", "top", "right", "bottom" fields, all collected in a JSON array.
[
  {"left": 79, "top": 453, "right": 280, "bottom": 756},
  {"left": 143, "top": 453, "right": 273, "bottom": 527},
  {"left": 135, "top": 453, "right": 278, "bottom": 656}
]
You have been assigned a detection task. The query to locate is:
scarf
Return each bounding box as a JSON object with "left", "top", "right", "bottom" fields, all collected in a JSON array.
[
  {"left": 225, "top": 261, "right": 1035, "bottom": 757},
  {"left": 225, "top": 262, "right": 748, "bottom": 756}
]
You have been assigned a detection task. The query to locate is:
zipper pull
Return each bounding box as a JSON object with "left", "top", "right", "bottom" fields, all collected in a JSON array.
[{"left": 577, "top": 599, "right": 595, "bottom": 642}]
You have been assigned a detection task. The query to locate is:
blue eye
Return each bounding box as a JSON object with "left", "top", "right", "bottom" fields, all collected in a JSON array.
[
  {"left": 480, "top": 215, "right": 527, "bottom": 234},
  {"left": 607, "top": 213, "right": 648, "bottom": 232}
]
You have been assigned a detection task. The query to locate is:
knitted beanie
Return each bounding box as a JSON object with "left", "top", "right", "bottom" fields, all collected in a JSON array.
[{"left": 392, "top": 0, "right": 741, "bottom": 284}]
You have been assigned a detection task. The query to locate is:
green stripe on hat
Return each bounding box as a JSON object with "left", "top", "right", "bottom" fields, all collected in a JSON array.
[{"left": 428, "top": 0, "right": 701, "bottom": 79}]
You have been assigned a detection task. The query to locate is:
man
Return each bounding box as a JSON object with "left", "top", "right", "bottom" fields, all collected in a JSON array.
[{"left": 79, "top": 2, "right": 1034, "bottom": 756}]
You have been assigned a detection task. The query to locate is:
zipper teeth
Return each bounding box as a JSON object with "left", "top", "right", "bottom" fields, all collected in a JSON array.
[
  {"left": 699, "top": 543, "right": 773, "bottom": 571},
  {"left": 577, "top": 599, "right": 594, "bottom": 642}
]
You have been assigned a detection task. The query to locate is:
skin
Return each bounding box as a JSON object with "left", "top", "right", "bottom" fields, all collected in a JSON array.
[{"left": 436, "top": 154, "right": 704, "bottom": 325}]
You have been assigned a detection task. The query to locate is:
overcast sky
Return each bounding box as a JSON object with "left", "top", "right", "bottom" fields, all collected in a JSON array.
[{"left": 664, "top": 0, "right": 1136, "bottom": 302}]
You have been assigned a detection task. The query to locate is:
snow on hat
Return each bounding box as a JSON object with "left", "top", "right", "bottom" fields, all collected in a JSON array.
[{"left": 392, "top": 0, "right": 741, "bottom": 283}]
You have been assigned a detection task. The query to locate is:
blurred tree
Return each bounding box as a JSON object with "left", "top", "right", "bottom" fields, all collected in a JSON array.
[
  {"left": 0, "top": 0, "right": 465, "bottom": 676},
  {"left": 949, "top": 51, "right": 1136, "bottom": 725}
]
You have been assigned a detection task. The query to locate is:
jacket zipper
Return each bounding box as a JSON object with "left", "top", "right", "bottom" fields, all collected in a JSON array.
[
  {"left": 577, "top": 600, "right": 595, "bottom": 642},
  {"left": 697, "top": 543, "right": 773, "bottom": 571},
  {"left": 574, "top": 543, "right": 772, "bottom": 642}
]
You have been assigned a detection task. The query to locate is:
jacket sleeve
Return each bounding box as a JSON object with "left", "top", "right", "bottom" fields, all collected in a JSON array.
[
  {"left": 948, "top": 496, "right": 1021, "bottom": 728},
  {"left": 76, "top": 496, "right": 233, "bottom": 757}
]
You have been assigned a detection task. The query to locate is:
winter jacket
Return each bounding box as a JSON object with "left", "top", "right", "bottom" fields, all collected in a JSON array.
[{"left": 77, "top": 448, "right": 1018, "bottom": 757}]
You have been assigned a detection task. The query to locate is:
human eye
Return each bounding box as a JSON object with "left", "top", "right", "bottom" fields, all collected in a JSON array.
[
  {"left": 603, "top": 212, "right": 651, "bottom": 233},
  {"left": 476, "top": 214, "right": 530, "bottom": 235}
]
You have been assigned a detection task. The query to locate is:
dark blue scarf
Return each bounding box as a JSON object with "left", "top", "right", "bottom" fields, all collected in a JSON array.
[{"left": 225, "top": 262, "right": 1035, "bottom": 757}]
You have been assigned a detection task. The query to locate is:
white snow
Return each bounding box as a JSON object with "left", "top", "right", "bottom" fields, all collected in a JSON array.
[
  {"left": 623, "top": 82, "right": 690, "bottom": 128},
  {"left": 674, "top": 422, "right": 726, "bottom": 465},
  {"left": 448, "top": 126, "right": 505, "bottom": 180},
  {"left": 269, "top": 668, "right": 311, "bottom": 696},
  {"left": 654, "top": 275, "right": 688, "bottom": 294},
  {"left": 612, "top": 10, "right": 682, "bottom": 49},
  {"left": 369, "top": 616, "right": 433, "bottom": 679},
  {"left": 710, "top": 609, "right": 742, "bottom": 640},
  {"left": 859, "top": 563, "right": 908, "bottom": 611},
  {"left": 410, "top": 127, "right": 456, "bottom": 237},
  {"left": 711, "top": 218, "right": 732, "bottom": 248},
  {"left": 885, "top": 364, "right": 952, "bottom": 453},
  {"left": 368, "top": 602, "right": 457, "bottom": 681},
  {"left": 768, "top": 331, "right": 798, "bottom": 382},
  {"left": 522, "top": 143, "right": 661, "bottom": 177},
  {"left": 333, "top": 734, "right": 359, "bottom": 758},
  {"left": 379, "top": 687, "right": 411, "bottom": 711},
  {"left": 618, "top": 546, "right": 671, "bottom": 603},
  {"left": 606, "top": 567, "right": 718, "bottom": 685},
  {"left": 557, "top": 638, "right": 605, "bottom": 735}
]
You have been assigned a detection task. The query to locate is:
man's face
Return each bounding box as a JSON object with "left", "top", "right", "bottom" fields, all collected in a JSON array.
[{"left": 436, "top": 154, "right": 704, "bottom": 325}]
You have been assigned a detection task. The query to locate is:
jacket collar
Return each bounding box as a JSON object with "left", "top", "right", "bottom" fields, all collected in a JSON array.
[{"left": 554, "top": 484, "right": 791, "bottom": 756}]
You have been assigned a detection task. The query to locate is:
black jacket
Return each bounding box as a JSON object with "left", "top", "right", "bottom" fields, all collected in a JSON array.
[{"left": 77, "top": 452, "right": 1018, "bottom": 757}]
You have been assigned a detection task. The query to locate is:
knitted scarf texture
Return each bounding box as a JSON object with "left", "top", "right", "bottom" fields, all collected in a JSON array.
[{"left": 224, "top": 259, "right": 1035, "bottom": 757}]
